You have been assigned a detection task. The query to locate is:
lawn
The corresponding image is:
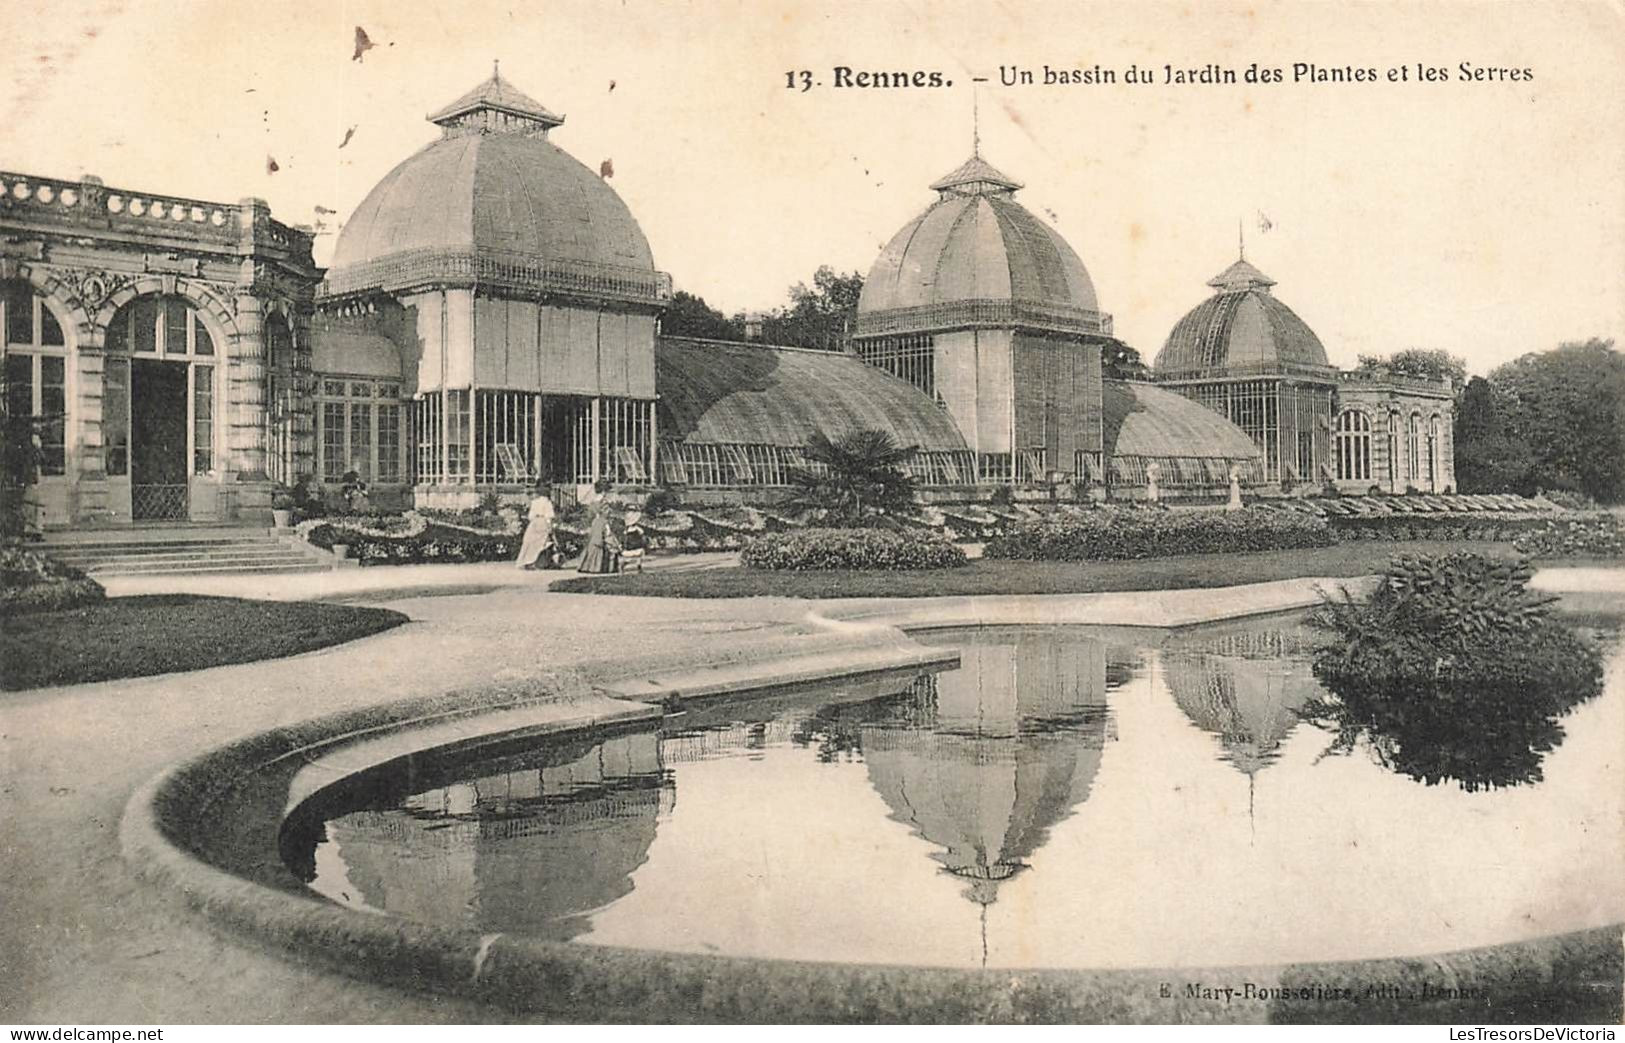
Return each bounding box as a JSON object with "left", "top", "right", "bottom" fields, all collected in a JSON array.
[
  {"left": 551, "top": 540, "right": 1526, "bottom": 600},
  {"left": 1, "top": 595, "right": 409, "bottom": 691}
]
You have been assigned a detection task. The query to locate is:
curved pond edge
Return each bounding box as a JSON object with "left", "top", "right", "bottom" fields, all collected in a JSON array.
[{"left": 119, "top": 585, "right": 1625, "bottom": 1024}]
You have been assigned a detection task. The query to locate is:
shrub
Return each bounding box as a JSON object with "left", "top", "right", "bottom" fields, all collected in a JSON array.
[
  {"left": 1304, "top": 552, "right": 1604, "bottom": 791},
  {"left": 1540, "top": 488, "right": 1597, "bottom": 511},
  {"left": 642, "top": 487, "right": 681, "bottom": 517},
  {"left": 0, "top": 541, "right": 106, "bottom": 616},
  {"left": 983, "top": 506, "right": 1334, "bottom": 561},
  {"left": 1327, "top": 511, "right": 1561, "bottom": 543},
  {"left": 1511, "top": 512, "right": 1625, "bottom": 559},
  {"left": 741, "top": 528, "right": 968, "bottom": 571}
]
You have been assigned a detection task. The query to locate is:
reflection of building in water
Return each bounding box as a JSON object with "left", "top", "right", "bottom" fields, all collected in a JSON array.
[
  {"left": 856, "top": 634, "right": 1116, "bottom": 909},
  {"left": 319, "top": 731, "right": 672, "bottom": 940},
  {"left": 1160, "top": 629, "right": 1325, "bottom": 818}
]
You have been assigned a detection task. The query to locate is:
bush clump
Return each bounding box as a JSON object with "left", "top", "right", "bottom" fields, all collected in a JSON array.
[
  {"left": 0, "top": 542, "right": 105, "bottom": 616},
  {"left": 741, "top": 528, "right": 968, "bottom": 571},
  {"left": 982, "top": 506, "right": 1334, "bottom": 561},
  {"left": 1305, "top": 552, "right": 1605, "bottom": 791},
  {"left": 1329, "top": 511, "right": 1563, "bottom": 543}
]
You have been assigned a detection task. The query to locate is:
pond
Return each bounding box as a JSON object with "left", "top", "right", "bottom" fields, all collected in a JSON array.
[{"left": 283, "top": 618, "right": 1624, "bottom": 970}]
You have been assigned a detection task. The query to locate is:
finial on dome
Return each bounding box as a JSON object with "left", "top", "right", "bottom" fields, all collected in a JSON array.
[
  {"left": 1239, "top": 217, "right": 1245, "bottom": 261},
  {"left": 427, "top": 67, "right": 565, "bottom": 135},
  {"left": 972, "top": 87, "right": 981, "bottom": 158}
]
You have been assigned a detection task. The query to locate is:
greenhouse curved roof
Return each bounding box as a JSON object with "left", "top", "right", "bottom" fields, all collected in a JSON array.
[
  {"left": 654, "top": 337, "right": 968, "bottom": 450},
  {"left": 1102, "top": 380, "right": 1261, "bottom": 459}
]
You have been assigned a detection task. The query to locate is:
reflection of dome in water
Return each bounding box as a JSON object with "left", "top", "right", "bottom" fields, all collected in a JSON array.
[
  {"left": 858, "top": 634, "right": 1113, "bottom": 907},
  {"left": 322, "top": 731, "right": 671, "bottom": 940},
  {"left": 1162, "top": 631, "right": 1324, "bottom": 778}
]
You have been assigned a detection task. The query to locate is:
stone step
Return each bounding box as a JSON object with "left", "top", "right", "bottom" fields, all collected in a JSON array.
[
  {"left": 86, "top": 560, "right": 335, "bottom": 577},
  {"left": 71, "top": 552, "right": 325, "bottom": 571},
  {"left": 40, "top": 537, "right": 289, "bottom": 556},
  {"left": 46, "top": 543, "right": 301, "bottom": 563}
]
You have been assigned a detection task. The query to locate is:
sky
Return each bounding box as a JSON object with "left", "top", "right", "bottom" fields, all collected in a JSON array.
[{"left": 2, "top": 0, "right": 1622, "bottom": 375}]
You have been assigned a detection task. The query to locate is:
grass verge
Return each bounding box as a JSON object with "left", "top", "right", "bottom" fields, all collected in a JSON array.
[
  {"left": 551, "top": 541, "right": 1526, "bottom": 600},
  {"left": 2, "top": 594, "right": 409, "bottom": 691}
]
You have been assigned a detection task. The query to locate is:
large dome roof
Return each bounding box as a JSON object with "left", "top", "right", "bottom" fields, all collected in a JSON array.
[
  {"left": 1154, "top": 258, "right": 1329, "bottom": 376},
  {"left": 857, "top": 155, "right": 1106, "bottom": 334},
  {"left": 327, "top": 72, "right": 656, "bottom": 295}
]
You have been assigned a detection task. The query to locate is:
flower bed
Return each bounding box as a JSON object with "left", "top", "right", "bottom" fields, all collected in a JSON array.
[
  {"left": 1510, "top": 512, "right": 1625, "bottom": 559},
  {"left": 1329, "top": 511, "right": 1586, "bottom": 543},
  {"left": 982, "top": 506, "right": 1334, "bottom": 561},
  {"left": 0, "top": 541, "right": 105, "bottom": 616},
  {"left": 295, "top": 509, "right": 541, "bottom": 566},
  {"left": 741, "top": 528, "right": 968, "bottom": 571}
]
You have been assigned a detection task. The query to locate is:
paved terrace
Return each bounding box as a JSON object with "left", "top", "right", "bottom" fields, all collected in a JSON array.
[{"left": 1, "top": 558, "right": 1617, "bottom": 1023}]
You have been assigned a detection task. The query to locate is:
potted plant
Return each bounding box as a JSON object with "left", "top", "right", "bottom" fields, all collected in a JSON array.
[{"left": 270, "top": 485, "right": 295, "bottom": 529}]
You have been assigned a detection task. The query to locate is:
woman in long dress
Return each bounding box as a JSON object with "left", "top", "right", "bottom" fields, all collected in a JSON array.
[
  {"left": 576, "top": 479, "right": 622, "bottom": 574},
  {"left": 515, "top": 483, "right": 558, "bottom": 569}
]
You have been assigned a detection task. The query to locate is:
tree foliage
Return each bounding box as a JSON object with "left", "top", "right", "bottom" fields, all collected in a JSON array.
[
  {"left": 759, "top": 266, "right": 864, "bottom": 351},
  {"left": 1489, "top": 339, "right": 1625, "bottom": 504},
  {"left": 786, "top": 428, "right": 917, "bottom": 525},
  {"left": 1102, "top": 341, "right": 1151, "bottom": 381},
  {"left": 661, "top": 290, "right": 744, "bottom": 341},
  {"left": 1355, "top": 348, "right": 1468, "bottom": 388},
  {"left": 1452, "top": 376, "right": 1537, "bottom": 495}
]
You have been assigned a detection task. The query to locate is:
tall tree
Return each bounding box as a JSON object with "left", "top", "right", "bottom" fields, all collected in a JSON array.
[
  {"left": 1452, "top": 376, "right": 1536, "bottom": 495},
  {"left": 661, "top": 290, "right": 743, "bottom": 341},
  {"left": 1489, "top": 339, "right": 1625, "bottom": 503}
]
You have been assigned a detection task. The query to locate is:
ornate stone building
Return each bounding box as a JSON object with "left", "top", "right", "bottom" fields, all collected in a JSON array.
[{"left": 0, "top": 170, "right": 318, "bottom": 525}]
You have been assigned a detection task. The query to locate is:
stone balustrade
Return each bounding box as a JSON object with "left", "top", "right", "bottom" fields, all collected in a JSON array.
[
  {"left": 0, "top": 170, "right": 314, "bottom": 264},
  {"left": 855, "top": 297, "right": 1114, "bottom": 338}
]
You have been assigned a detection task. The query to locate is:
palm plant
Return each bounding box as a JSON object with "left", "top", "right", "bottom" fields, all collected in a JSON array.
[{"left": 787, "top": 428, "right": 919, "bottom": 526}]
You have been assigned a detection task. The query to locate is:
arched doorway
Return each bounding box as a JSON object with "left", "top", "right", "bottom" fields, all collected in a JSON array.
[{"left": 104, "top": 294, "right": 219, "bottom": 520}]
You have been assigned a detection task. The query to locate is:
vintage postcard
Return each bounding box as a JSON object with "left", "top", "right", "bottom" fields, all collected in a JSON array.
[{"left": 1, "top": 0, "right": 1622, "bottom": 1030}]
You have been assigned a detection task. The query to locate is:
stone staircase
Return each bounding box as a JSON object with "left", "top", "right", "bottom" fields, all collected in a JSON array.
[{"left": 38, "top": 528, "right": 338, "bottom": 577}]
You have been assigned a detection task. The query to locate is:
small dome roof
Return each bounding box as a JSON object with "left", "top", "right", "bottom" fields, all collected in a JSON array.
[
  {"left": 1153, "top": 257, "right": 1329, "bottom": 375},
  {"left": 655, "top": 337, "right": 967, "bottom": 451},
  {"left": 1103, "top": 380, "right": 1262, "bottom": 459},
  {"left": 329, "top": 72, "right": 653, "bottom": 288},
  {"left": 858, "top": 154, "right": 1100, "bottom": 319}
]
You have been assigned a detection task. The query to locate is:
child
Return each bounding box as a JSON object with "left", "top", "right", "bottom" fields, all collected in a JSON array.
[{"left": 621, "top": 508, "right": 647, "bottom": 573}]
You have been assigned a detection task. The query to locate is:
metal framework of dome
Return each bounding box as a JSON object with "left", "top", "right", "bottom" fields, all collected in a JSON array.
[
  {"left": 323, "top": 71, "right": 668, "bottom": 306},
  {"left": 855, "top": 154, "right": 1110, "bottom": 339},
  {"left": 1153, "top": 256, "right": 1331, "bottom": 378}
]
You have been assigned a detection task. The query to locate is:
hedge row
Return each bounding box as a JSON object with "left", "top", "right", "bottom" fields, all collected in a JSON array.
[
  {"left": 1327, "top": 511, "right": 1611, "bottom": 548},
  {"left": 983, "top": 506, "right": 1334, "bottom": 562},
  {"left": 1, "top": 542, "right": 106, "bottom": 616},
  {"left": 1510, "top": 513, "right": 1625, "bottom": 559},
  {"left": 741, "top": 528, "right": 968, "bottom": 571}
]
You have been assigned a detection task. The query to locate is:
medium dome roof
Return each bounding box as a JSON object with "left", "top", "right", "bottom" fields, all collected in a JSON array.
[
  {"left": 1153, "top": 257, "right": 1329, "bottom": 375},
  {"left": 857, "top": 155, "right": 1103, "bottom": 327},
  {"left": 328, "top": 72, "right": 654, "bottom": 293}
]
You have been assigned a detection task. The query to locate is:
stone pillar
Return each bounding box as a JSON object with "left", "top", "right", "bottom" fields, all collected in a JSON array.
[
  {"left": 72, "top": 348, "right": 111, "bottom": 524},
  {"left": 1145, "top": 461, "right": 1160, "bottom": 504},
  {"left": 1227, "top": 465, "right": 1243, "bottom": 511},
  {"left": 228, "top": 288, "right": 269, "bottom": 480}
]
